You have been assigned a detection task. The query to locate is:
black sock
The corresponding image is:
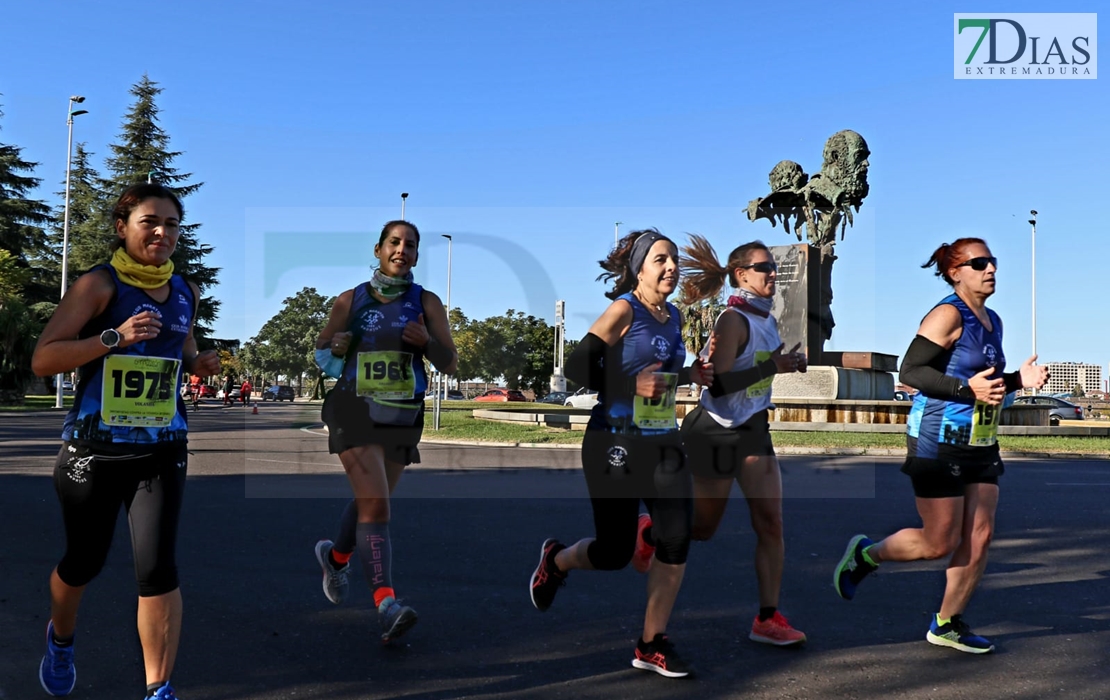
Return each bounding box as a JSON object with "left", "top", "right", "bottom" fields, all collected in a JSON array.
[
  {"left": 758, "top": 606, "right": 776, "bottom": 622},
  {"left": 146, "top": 682, "right": 167, "bottom": 697},
  {"left": 51, "top": 631, "right": 74, "bottom": 648}
]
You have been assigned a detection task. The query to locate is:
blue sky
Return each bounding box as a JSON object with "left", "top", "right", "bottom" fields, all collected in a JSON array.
[{"left": 3, "top": 1, "right": 1106, "bottom": 379}]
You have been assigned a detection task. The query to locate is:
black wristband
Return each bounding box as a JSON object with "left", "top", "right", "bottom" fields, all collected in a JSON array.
[{"left": 425, "top": 336, "right": 453, "bottom": 369}]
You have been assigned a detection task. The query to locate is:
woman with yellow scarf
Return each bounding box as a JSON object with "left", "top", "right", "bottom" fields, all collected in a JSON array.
[{"left": 32, "top": 183, "right": 220, "bottom": 700}]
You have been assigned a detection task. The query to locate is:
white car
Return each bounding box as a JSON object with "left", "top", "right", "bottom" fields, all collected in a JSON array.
[{"left": 564, "top": 387, "right": 599, "bottom": 409}]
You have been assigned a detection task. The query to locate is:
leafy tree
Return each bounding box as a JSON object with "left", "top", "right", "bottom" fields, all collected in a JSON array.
[
  {"left": 461, "top": 310, "right": 558, "bottom": 395},
  {"left": 1072, "top": 383, "right": 1085, "bottom": 398},
  {"left": 102, "top": 76, "right": 220, "bottom": 337},
  {"left": 0, "top": 101, "right": 53, "bottom": 307},
  {"left": 0, "top": 250, "right": 41, "bottom": 404},
  {"left": 245, "top": 287, "right": 333, "bottom": 389}
]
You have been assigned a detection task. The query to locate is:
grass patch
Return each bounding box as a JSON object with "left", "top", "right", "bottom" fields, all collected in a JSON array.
[
  {"left": 0, "top": 394, "right": 74, "bottom": 412},
  {"left": 430, "top": 412, "right": 1110, "bottom": 454},
  {"left": 425, "top": 409, "right": 583, "bottom": 444}
]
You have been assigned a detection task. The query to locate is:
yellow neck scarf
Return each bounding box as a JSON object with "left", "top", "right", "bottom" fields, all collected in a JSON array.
[{"left": 110, "top": 248, "right": 174, "bottom": 289}]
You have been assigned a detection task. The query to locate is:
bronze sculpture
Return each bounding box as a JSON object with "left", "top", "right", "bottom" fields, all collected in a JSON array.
[{"left": 745, "top": 130, "right": 871, "bottom": 347}]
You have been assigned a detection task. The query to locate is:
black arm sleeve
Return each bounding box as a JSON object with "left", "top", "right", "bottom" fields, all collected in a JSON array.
[
  {"left": 1003, "top": 371, "right": 1023, "bottom": 393},
  {"left": 565, "top": 331, "right": 640, "bottom": 399},
  {"left": 899, "top": 335, "right": 969, "bottom": 400},
  {"left": 707, "top": 359, "right": 779, "bottom": 398}
]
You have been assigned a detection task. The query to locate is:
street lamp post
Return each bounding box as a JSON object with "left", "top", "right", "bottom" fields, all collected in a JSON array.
[
  {"left": 56, "top": 95, "right": 88, "bottom": 409},
  {"left": 401, "top": 192, "right": 409, "bottom": 220},
  {"left": 434, "top": 234, "right": 453, "bottom": 430},
  {"left": 614, "top": 221, "right": 622, "bottom": 247},
  {"left": 1029, "top": 210, "right": 1038, "bottom": 396}
]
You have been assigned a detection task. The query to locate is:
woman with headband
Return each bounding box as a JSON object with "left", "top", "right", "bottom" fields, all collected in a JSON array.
[{"left": 528, "top": 229, "right": 712, "bottom": 679}]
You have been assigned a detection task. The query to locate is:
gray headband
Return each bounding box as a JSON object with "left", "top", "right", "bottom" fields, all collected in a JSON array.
[{"left": 628, "top": 231, "right": 673, "bottom": 276}]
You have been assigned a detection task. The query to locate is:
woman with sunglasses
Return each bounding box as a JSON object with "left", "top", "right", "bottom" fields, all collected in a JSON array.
[
  {"left": 834, "top": 238, "right": 1048, "bottom": 654},
  {"left": 528, "top": 229, "right": 711, "bottom": 678},
  {"left": 642, "top": 235, "right": 809, "bottom": 647}
]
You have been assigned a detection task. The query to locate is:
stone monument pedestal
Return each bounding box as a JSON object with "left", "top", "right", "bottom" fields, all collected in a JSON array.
[{"left": 772, "top": 365, "right": 894, "bottom": 400}]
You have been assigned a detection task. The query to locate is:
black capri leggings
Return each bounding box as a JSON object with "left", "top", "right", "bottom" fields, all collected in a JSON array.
[
  {"left": 581, "top": 430, "right": 693, "bottom": 569},
  {"left": 53, "top": 441, "right": 188, "bottom": 597}
]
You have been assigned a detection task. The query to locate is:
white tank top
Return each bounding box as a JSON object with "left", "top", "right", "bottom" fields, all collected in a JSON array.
[{"left": 698, "top": 305, "right": 782, "bottom": 428}]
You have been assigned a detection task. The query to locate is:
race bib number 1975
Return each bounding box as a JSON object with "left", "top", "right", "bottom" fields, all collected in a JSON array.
[{"left": 101, "top": 355, "right": 181, "bottom": 427}]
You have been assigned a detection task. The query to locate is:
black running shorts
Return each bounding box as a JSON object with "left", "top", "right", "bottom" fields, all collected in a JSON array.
[
  {"left": 322, "top": 390, "right": 423, "bottom": 465},
  {"left": 901, "top": 439, "right": 1003, "bottom": 498},
  {"left": 681, "top": 405, "right": 775, "bottom": 480}
]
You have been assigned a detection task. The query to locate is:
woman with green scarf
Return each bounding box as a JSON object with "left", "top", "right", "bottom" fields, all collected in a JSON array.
[{"left": 312, "top": 219, "right": 458, "bottom": 644}]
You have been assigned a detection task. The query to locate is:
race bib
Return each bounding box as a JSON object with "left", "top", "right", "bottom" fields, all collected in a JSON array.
[
  {"left": 748, "top": 350, "right": 775, "bottom": 398},
  {"left": 970, "top": 400, "right": 1000, "bottom": 446},
  {"left": 356, "top": 351, "right": 415, "bottom": 400},
  {"left": 633, "top": 372, "right": 678, "bottom": 430},
  {"left": 101, "top": 355, "right": 181, "bottom": 427}
]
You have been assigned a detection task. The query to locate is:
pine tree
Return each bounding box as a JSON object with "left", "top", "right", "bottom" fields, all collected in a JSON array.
[
  {"left": 102, "top": 75, "right": 220, "bottom": 336},
  {"left": 0, "top": 101, "right": 54, "bottom": 307},
  {"left": 45, "top": 142, "right": 111, "bottom": 288}
]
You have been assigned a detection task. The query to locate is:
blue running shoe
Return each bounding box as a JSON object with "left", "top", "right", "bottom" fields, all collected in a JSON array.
[
  {"left": 148, "top": 683, "right": 178, "bottom": 699},
  {"left": 378, "top": 596, "right": 418, "bottom": 643},
  {"left": 926, "top": 614, "right": 994, "bottom": 654},
  {"left": 39, "top": 621, "right": 76, "bottom": 697},
  {"left": 833, "top": 534, "right": 877, "bottom": 600}
]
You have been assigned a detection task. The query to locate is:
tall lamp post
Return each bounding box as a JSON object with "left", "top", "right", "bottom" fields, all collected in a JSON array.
[
  {"left": 401, "top": 192, "right": 408, "bottom": 220},
  {"left": 434, "top": 234, "right": 453, "bottom": 429},
  {"left": 1029, "top": 210, "right": 1038, "bottom": 396},
  {"left": 614, "top": 221, "right": 622, "bottom": 247},
  {"left": 56, "top": 95, "right": 88, "bottom": 409}
]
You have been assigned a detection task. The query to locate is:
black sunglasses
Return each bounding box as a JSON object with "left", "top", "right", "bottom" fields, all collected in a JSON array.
[
  {"left": 739, "top": 261, "right": 777, "bottom": 274},
  {"left": 957, "top": 256, "right": 998, "bottom": 271}
]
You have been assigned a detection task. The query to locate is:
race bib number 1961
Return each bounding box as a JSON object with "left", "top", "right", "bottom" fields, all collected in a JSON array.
[
  {"left": 356, "top": 351, "right": 415, "bottom": 400},
  {"left": 101, "top": 355, "right": 181, "bottom": 427}
]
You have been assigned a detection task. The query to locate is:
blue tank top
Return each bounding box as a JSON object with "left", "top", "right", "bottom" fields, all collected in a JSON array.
[
  {"left": 63, "top": 266, "right": 195, "bottom": 446},
  {"left": 588, "top": 293, "right": 686, "bottom": 434},
  {"left": 906, "top": 293, "right": 1006, "bottom": 457},
  {"left": 334, "top": 282, "right": 428, "bottom": 425}
]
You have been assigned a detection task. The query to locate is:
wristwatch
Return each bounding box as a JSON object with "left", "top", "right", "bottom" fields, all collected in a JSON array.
[
  {"left": 100, "top": 328, "right": 121, "bottom": 349},
  {"left": 956, "top": 382, "right": 973, "bottom": 401}
]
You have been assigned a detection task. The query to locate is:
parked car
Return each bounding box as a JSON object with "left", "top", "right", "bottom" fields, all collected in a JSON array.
[
  {"left": 564, "top": 387, "right": 599, "bottom": 409},
  {"left": 62, "top": 380, "right": 74, "bottom": 392},
  {"left": 262, "top": 385, "right": 296, "bottom": 402},
  {"left": 200, "top": 384, "right": 218, "bottom": 398},
  {"left": 538, "top": 391, "right": 571, "bottom": 405},
  {"left": 425, "top": 389, "right": 465, "bottom": 401},
  {"left": 1011, "top": 396, "right": 1084, "bottom": 425},
  {"left": 218, "top": 387, "right": 242, "bottom": 402},
  {"left": 893, "top": 390, "right": 914, "bottom": 401},
  {"left": 473, "top": 388, "right": 528, "bottom": 402}
]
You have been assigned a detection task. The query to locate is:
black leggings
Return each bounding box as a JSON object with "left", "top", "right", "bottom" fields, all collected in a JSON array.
[
  {"left": 53, "top": 441, "right": 188, "bottom": 597},
  {"left": 581, "top": 430, "right": 693, "bottom": 568}
]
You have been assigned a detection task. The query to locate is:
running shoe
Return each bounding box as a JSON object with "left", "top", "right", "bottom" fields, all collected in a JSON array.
[
  {"left": 833, "top": 534, "right": 877, "bottom": 600},
  {"left": 529, "top": 538, "right": 567, "bottom": 612},
  {"left": 314, "top": 540, "right": 350, "bottom": 605},
  {"left": 631, "top": 513, "right": 655, "bottom": 574},
  {"left": 148, "top": 683, "right": 178, "bottom": 699},
  {"left": 378, "top": 596, "right": 418, "bottom": 643},
  {"left": 749, "top": 611, "right": 807, "bottom": 646},
  {"left": 632, "top": 633, "right": 693, "bottom": 678},
  {"left": 39, "top": 621, "right": 76, "bottom": 697},
  {"left": 926, "top": 614, "right": 994, "bottom": 654}
]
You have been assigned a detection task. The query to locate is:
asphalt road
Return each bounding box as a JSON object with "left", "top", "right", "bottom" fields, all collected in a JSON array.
[{"left": 1, "top": 401, "right": 1108, "bottom": 699}]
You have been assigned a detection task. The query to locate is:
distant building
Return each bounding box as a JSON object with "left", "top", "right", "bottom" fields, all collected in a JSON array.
[{"left": 1036, "top": 362, "right": 1104, "bottom": 396}]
